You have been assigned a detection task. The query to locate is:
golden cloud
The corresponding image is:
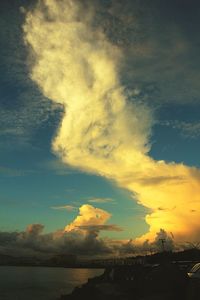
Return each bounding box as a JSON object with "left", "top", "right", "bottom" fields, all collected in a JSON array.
[
  {"left": 23, "top": 0, "right": 200, "bottom": 243},
  {"left": 65, "top": 204, "right": 111, "bottom": 232}
]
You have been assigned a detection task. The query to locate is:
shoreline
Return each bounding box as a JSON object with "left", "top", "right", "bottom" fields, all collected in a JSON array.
[{"left": 59, "top": 262, "right": 193, "bottom": 300}]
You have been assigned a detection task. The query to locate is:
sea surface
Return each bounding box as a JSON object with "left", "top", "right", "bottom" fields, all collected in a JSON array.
[{"left": 0, "top": 266, "right": 104, "bottom": 300}]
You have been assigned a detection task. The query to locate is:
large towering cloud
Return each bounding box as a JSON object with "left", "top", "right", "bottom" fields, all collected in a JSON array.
[
  {"left": 65, "top": 204, "right": 111, "bottom": 232},
  {"left": 23, "top": 0, "right": 200, "bottom": 243}
]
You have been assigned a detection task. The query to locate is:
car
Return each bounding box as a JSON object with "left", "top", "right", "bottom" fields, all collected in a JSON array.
[
  {"left": 187, "top": 263, "right": 200, "bottom": 279},
  {"left": 186, "top": 263, "right": 200, "bottom": 299}
]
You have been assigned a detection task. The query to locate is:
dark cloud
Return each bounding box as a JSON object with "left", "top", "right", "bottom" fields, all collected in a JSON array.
[
  {"left": 0, "top": 0, "right": 62, "bottom": 148},
  {"left": 78, "top": 224, "right": 123, "bottom": 232},
  {"left": 0, "top": 224, "right": 113, "bottom": 258},
  {"left": 100, "top": 0, "right": 200, "bottom": 107},
  {"left": 154, "top": 229, "right": 175, "bottom": 252},
  {"left": 0, "top": 231, "right": 19, "bottom": 245},
  {"left": 0, "top": 224, "right": 177, "bottom": 258},
  {"left": 114, "top": 229, "right": 176, "bottom": 256},
  {"left": 117, "top": 239, "right": 136, "bottom": 255}
]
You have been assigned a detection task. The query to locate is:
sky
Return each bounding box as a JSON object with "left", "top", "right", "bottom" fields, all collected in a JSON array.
[{"left": 0, "top": 0, "right": 200, "bottom": 257}]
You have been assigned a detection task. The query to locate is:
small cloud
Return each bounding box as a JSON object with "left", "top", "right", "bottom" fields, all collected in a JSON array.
[
  {"left": 78, "top": 224, "right": 123, "bottom": 232},
  {"left": 51, "top": 205, "right": 76, "bottom": 211},
  {"left": 160, "top": 120, "right": 200, "bottom": 139},
  {"left": 87, "top": 197, "right": 114, "bottom": 204},
  {"left": 19, "top": 6, "right": 26, "bottom": 14},
  {"left": 157, "top": 206, "right": 176, "bottom": 212},
  {"left": 158, "top": 207, "right": 165, "bottom": 211},
  {"left": 0, "top": 166, "right": 34, "bottom": 177}
]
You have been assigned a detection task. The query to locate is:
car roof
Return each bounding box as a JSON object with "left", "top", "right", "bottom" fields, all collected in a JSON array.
[{"left": 190, "top": 263, "right": 200, "bottom": 273}]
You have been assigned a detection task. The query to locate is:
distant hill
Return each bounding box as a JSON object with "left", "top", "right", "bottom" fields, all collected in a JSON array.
[
  {"left": 145, "top": 248, "right": 200, "bottom": 264},
  {"left": 0, "top": 249, "right": 200, "bottom": 268}
]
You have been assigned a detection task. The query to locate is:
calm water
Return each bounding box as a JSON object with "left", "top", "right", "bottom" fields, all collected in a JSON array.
[{"left": 0, "top": 266, "right": 104, "bottom": 300}]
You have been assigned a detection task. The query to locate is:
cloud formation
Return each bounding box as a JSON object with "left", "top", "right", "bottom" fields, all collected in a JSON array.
[
  {"left": 51, "top": 205, "right": 76, "bottom": 211},
  {"left": 0, "top": 204, "right": 123, "bottom": 257},
  {"left": 160, "top": 120, "right": 200, "bottom": 139},
  {"left": 23, "top": 0, "right": 200, "bottom": 244},
  {"left": 107, "top": 1, "right": 200, "bottom": 106},
  {"left": 0, "top": 0, "right": 63, "bottom": 149},
  {"left": 87, "top": 197, "right": 114, "bottom": 204},
  {"left": 0, "top": 209, "right": 174, "bottom": 258},
  {"left": 78, "top": 225, "right": 122, "bottom": 232},
  {"left": 0, "top": 166, "right": 25, "bottom": 177},
  {"left": 65, "top": 204, "right": 111, "bottom": 232}
]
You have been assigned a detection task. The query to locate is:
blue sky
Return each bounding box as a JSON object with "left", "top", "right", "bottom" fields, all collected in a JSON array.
[{"left": 1, "top": 0, "right": 200, "bottom": 248}]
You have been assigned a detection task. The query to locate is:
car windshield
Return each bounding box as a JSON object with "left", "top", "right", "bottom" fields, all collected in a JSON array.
[{"left": 190, "top": 263, "right": 200, "bottom": 273}]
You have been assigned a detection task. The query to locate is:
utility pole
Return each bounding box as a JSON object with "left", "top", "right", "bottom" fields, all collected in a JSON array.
[{"left": 159, "top": 238, "right": 166, "bottom": 252}]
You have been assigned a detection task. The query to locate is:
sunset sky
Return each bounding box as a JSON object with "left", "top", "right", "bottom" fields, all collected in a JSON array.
[{"left": 1, "top": 0, "right": 200, "bottom": 257}]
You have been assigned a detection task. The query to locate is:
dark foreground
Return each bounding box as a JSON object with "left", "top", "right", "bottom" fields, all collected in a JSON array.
[{"left": 59, "top": 261, "right": 199, "bottom": 300}]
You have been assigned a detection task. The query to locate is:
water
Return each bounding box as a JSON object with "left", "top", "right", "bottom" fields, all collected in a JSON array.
[{"left": 0, "top": 266, "right": 104, "bottom": 300}]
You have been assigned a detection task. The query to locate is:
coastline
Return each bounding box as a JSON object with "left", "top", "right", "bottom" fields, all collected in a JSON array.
[{"left": 59, "top": 262, "right": 193, "bottom": 300}]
